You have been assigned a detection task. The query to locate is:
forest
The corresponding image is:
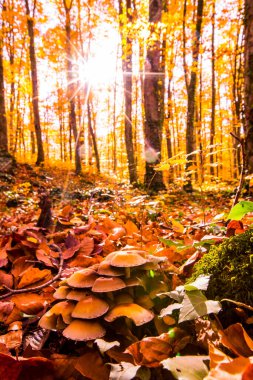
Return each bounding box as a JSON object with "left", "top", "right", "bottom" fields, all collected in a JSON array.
[{"left": 0, "top": 0, "right": 253, "bottom": 379}]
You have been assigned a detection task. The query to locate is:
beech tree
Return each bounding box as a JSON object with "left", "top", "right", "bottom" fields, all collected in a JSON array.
[
  {"left": 63, "top": 0, "right": 81, "bottom": 174},
  {"left": 183, "top": 0, "right": 204, "bottom": 190},
  {"left": 24, "top": 0, "right": 44, "bottom": 165},
  {"left": 0, "top": 0, "right": 7, "bottom": 154},
  {"left": 244, "top": 0, "right": 253, "bottom": 173},
  {"left": 118, "top": 0, "right": 137, "bottom": 184},
  {"left": 143, "top": 0, "right": 165, "bottom": 191}
]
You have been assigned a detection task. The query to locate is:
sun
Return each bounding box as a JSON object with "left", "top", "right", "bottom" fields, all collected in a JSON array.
[{"left": 76, "top": 26, "right": 120, "bottom": 89}]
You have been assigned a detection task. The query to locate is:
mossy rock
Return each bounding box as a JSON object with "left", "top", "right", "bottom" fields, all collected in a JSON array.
[{"left": 188, "top": 230, "right": 253, "bottom": 304}]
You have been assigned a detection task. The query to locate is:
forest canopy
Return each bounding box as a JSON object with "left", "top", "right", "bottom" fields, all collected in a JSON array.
[{"left": 0, "top": 0, "right": 251, "bottom": 189}]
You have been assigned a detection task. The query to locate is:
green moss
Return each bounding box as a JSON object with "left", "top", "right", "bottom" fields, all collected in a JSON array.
[{"left": 189, "top": 230, "right": 253, "bottom": 304}]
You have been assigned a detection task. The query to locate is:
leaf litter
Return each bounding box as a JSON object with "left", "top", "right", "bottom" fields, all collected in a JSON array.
[{"left": 0, "top": 164, "right": 253, "bottom": 379}]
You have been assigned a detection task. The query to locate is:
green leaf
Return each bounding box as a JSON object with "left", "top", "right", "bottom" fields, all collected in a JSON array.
[
  {"left": 227, "top": 201, "right": 253, "bottom": 221},
  {"left": 178, "top": 290, "right": 221, "bottom": 323},
  {"left": 162, "top": 356, "right": 209, "bottom": 380},
  {"left": 184, "top": 275, "right": 210, "bottom": 291},
  {"left": 109, "top": 362, "right": 150, "bottom": 380}
]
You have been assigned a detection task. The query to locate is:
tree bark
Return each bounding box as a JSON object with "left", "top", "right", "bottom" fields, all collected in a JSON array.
[
  {"left": 118, "top": 0, "right": 137, "bottom": 184},
  {"left": 244, "top": 0, "right": 253, "bottom": 173},
  {"left": 0, "top": 0, "right": 7, "bottom": 153},
  {"left": 63, "top": 0, "right": 81, "bottom": 174},
  {"left": 24, "top": 0, "right": 44, "bottom": 165},
  {"left": 210, "top": 0, "right": 216, "bottom": 176},
  {"left": 143, "top": 0, "right": 165, "bottom": 191},
  {"left": 183, "top": 0, "right": 204, "bottom": 191}
]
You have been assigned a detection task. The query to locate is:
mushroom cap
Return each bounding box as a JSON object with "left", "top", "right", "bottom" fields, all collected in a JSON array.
[
  {"left": 39, "top": 301, "right": 75, "bottom": 330},
  {"left": 53, "top": 286, "right": 70, "bottom": 299},
  {"left": 104, "top": 303, "right": 154, "bottom": 326},
  {"left": 92, "top": 277, "right": 126, "bottom": 293},
  {"left": 63, "top": 319, "right": 106, "bottom": 341},
  {"left": 72, "top": 295, "right": 109, "bottom": 319},
  {"left": 66, "top": 268, "right": 98, "bottom": 288},
  {"left": 66, "top": 289, "right": 91, "bottom": 301},
  {"left": 124, "top": 277, "right": 143, "bottom": 287},
  {"left": 107, "top": 250, "right": 147, "bottom": 268},
  {"left": 139, "top": 255, "right": 167, "bottom": 270},
  {"left": 97, "top": 261, "right": 124, "bottom": 277}
]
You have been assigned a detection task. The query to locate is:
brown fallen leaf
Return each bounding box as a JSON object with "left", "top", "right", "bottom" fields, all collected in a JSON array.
[
  {"left": 219, "top": 323, "right": 253, "bottom": 357},
  {"left": 12, "top": 293, "right": 46, "bottom": 315},
  {"left": 17, "top": 268, "right": 52, "bottom": 289},
  {"left": 0, "top": 330, "right": 22, "bottom": 350},
  {"left": 205, "top": 356, "right": 252, "bottom": 380},
  {"left": 0, "top": 302, "right": 14, "bottom": 323},
  {"left": 0, "top": 353, "right": 55, "bottom": 380},
  {"left": 75, "top": 348, "right": 110, "bottom": 380},
  {"left": 11, "top": 257, "right": 34, "bottom": 278},
  {"left": 126, "top": 330, "right": 191, "bottom": 367}
]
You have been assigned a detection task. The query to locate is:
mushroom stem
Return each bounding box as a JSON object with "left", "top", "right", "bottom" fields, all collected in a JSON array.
[
  {"left": 107, "top": 292, "right": 114, "bottom": 301},
  {"left": 125, "top": 267, "right": 131, "bottom": 279}
]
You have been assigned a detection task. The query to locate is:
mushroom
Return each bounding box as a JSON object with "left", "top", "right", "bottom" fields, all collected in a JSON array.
[
  {"left": 66, "top": 268, "right": 98, "bottom": 288},
  {"left": 53, "top": 286, "right": 70, "bottom": 299},
  {"left": 66, "top": 289, "right": 91, "bottom": 301},
  {"left": 97, "top": 261, "right": 124, "bottom": 277},
  {"left": 92, "top": 277, "right": 126, "bottom": 293},
  {"left": 72, "top": 294, "right": 109, "bottom": 319},
  {"left": 39, "top": 301, "right": 75, "bottom": 330},
  {"left": 107, "top": 251, "right": 147, "bottom": 278},
  {"left": 104, "top": 303, "right": 154, "bottom": 326},
  {"left": 62, "top": 319, "right": 106, "bottom": 341}
]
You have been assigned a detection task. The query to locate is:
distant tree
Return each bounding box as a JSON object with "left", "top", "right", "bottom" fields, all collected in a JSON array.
[
  {"left": 24, "top": 0, "right": 44, "bottom": 165},
  {"left": 118, "top": 0, "right": 137, "bottom": 184},
  {"left": 63, "top": 0, "right": 81, "bottom": 174},
  {"left": 143, "top": 0, "right": 166, "bottom": 191},
  {"left": 244, "top": 0, "right": 253, "bottom": 173},
  {"left": 0, "top": 0, "right": 8, "bottom": 154},
  {"left": 183, "top": 0, "right": 204, "bottom": 191}
]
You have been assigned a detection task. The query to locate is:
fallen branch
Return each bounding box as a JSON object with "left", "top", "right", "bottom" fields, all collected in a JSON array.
[{"left": 0, "top": 247, "right": 64, "bottom": 301}]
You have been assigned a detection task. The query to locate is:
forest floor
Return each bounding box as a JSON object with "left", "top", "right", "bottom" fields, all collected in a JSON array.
[{"left": 0, "top": 163, "right": 253, "bottom": 380}]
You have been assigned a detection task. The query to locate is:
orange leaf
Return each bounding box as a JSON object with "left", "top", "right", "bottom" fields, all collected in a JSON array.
[
  {"left": 126, "top": 330, "right": 190, "bottom": 367},
  {"left": 79, "top": 237, "right": 95, "bottom": 255},
  {"left": 226, "top": 220, "right": 244, "bottom": 237},
  {"left": 11, "top": 257, "right": 34, "bottom": 278},
  {"left": 219, "top": 323, "right": 253, "bottom": 357},
  {"left": 17, "top": 268, "right": 51, "bottom": 289},
  {"left": 75, "top": 349, "right": 110, "bottom": 380},
  {"left": 205, "top": 356, "right": 251, "bottom": 380},
  {"left": 0, "top": 302, "right": 14, "bottom": 323},
  {"left": 0, "top": 270, "right": 13, "bottom": 289},
  {"left": 0, "top": 330, "right": 22, "bottom": 350},
  {"left": 124, "top": 220, "right": 139, "bottom": 235},
  {"left": 12, "top": 293, "right": 46, "bottom": 315}
]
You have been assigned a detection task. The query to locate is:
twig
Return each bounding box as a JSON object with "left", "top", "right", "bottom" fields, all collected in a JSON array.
[
  {"left": 230, "top": 132, "right": 246, "bottom": 207},
  {"left": 0, "top": 248, "right": 64, "bottom": 301}
]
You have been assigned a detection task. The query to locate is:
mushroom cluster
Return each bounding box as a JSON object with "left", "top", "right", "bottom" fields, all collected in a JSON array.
[{"left": 39, "top": 249, "right": 167, "bottom": 341}]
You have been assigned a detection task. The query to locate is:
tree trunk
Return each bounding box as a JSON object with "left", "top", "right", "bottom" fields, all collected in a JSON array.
[
  {"left": 0, "top": 1, "right": 7, "bottom": 153},
  {"left": 183, "top": 0, "right": 204, "bottom": 191},
  {"left": 244, "top": 0, "right": 253, "bottom": 173},
  {"left": 143, "top": 0, "right": 165, "bottom": 191},
  {"left": 118, "top": 0, "right": 137, "bottom": 184},
  {"left": 64, "top": 0, "right": 81, "bottom": 174},
  {"left": 87, "top": 97, "right": 100, "bottom": 173},
  {"left": 24, "top": 0, "right": 44, "bottom": 165},
  {"left": 210, "top": 0, "right": 216, "bottom": 176}
]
